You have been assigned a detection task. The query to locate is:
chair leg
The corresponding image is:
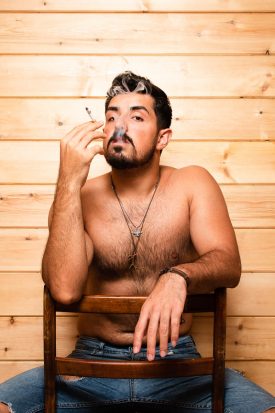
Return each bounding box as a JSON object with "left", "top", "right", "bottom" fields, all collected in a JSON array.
[
  {"left": 44, "top": 286, "right": 57, "bottom": 413},
  {"left": 212, "top": 288, "right": 226, "bottom": 413}
]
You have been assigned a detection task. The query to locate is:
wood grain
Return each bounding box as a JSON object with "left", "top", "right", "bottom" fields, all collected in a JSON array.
[
  {"left": 0, "top": 273, "right": 44, "bottom": 315},
  {"left": 0, "top": 141, "right": 275, "bottom": 184},
  {"left": 0, "top": 185, "right": 53, "bottom": 227},
  {"left": 0, "top": 0, "right": 275, "bottom": 12},
  {"left": 0, "top": 316, "right": 77, "bottom": 360},
  {"left": 1, "top": 13, "right": 274, "bottom": 54},
  {"left": 226, "top": 361, "right": 275, "bottom": 395},
  {"left": 227, "top": 273, "right": 275, "bottom": 316},
  {"left": 1, "top": 98, "right": 274, "bottom": 141},
  {"left": 0, "top": 56, "right": 274, "bottom": 97}
]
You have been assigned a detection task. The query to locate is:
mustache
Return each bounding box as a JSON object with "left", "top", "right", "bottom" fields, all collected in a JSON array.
[{"left": 107, "top": 129, "right": 134, "bottom": 149}]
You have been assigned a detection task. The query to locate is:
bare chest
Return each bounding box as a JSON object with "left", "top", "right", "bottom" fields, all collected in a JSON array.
[{"left": 85, "top": 194, "right": 193, "bottom": 279}]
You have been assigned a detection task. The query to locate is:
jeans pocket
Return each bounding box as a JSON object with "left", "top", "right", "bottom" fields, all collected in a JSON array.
[{"left": 167, "top": 335, "right": 201, "bottom": 359}]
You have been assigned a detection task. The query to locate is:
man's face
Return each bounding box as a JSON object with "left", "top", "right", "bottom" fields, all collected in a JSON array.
[{"left": 103, "top": 93, "right": 159, "bottom": 169}]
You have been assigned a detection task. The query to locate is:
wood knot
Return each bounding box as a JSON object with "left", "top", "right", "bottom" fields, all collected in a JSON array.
[
  {"left": 58, "top": 121, "right": 63, "bottom": 126},
  {"left": 10, "top": 317, "right": 15, "bottom": 325},
  {"left": 4, "top": 347, "right": 8, "bottom": 352},
  {"left": 238, "top": 324, "right": 243, "bottom": 330}
]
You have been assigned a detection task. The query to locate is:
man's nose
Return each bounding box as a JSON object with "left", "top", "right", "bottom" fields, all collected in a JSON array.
[
  {"left": 113, "top": 126, "right": 126, "bottom": 139},
  {"left": 114, "top": 115, "right": 128, "bottom": 132}
]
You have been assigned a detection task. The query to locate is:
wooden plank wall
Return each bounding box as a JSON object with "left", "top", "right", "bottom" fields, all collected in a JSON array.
[{"left": 0, "top": 0, "right": 274, "bottom": 395}]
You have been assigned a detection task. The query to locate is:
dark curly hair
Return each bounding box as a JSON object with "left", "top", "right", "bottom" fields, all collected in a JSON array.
[{"left": 105, "top": 71, "right": 172, "bottom": 130}]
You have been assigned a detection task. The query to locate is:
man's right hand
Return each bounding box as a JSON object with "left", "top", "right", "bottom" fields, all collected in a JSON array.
[{"left": 59, "top": 120, "right": 106, "bottom": 189}]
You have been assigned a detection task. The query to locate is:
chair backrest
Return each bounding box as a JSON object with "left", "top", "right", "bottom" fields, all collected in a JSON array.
[{"left": 44, "top": 287, "right": 226, "bottom": 413}]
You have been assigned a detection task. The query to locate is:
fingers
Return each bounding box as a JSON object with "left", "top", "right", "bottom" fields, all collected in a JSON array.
[
  {"left": 133, "top": 275, "right": 187, "bottom": 361},
  {"left": 61, "top": 121, "right": 106, "bottom": 160},
  {"left": 58, "top": 120, "right": 106, "bottom": 188},
  {"left": 88, "top": 144, "right": 104, "bottom": 158},
  {"left": 159, "top": 306, "right": 171, "bottom": 357},
  {"left": 62, "top": 121, "right": 105, "bottom": 146},
  {"left": 79, "top": 130, "right": 106, "bottom": 150},
  {"left": 146, "top": 311, "right": 160, "bottom": 361},
  {"left": 134, "top": 307, "right": 181, "bottom": 361},
  {"left": 133, "top": 307, "right": 149, "bottom": 356},
  {"left": 134, "top": 309, "right": 160, "bottom": 361},
  {"left": 170, "top": 308, "right": 182, "bottom": 348}
]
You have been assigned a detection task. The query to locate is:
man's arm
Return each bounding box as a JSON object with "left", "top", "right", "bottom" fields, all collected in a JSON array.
[
  {"left": 133, "top": 166, "right": 241, "bottom": 360},
  {"left": 177, "top": 166, "right": 241, "bottom": 292},
  {"left": 42, "top": 121, "right": 106, "bottom": 304}
]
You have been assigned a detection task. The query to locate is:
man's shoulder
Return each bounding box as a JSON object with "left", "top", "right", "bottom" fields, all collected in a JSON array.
[
  {"left": 167, "top": 166, "right": 220, "bottom": 200},
  {"left": 170, "top": 165, "right": 215, "bottom": 183}
]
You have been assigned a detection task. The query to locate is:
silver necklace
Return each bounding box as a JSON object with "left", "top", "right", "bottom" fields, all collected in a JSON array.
[{"left": 111, "top": 175, "right": 160, "bottom": 270}]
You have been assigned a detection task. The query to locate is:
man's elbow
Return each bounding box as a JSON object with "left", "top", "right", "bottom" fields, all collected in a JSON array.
[
  {"left": 228, "top": 258, "right": 242, "bottom": 288},
  {"left": 42, "top": 272, "right": 83, "bottom": 305},
  {"left": 49, "top": 287, "right": 82, "bottom": 305}
]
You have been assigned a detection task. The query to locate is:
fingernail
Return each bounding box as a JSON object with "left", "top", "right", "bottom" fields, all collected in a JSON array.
[
  {"left": 133, "top": 346, "right": 139, "bottom": 354},
  {"left": 172, "top": 340, "right": 177, "bottom": 347},
  {"left": 160, "top": 350, "right": 167, "bottom": 358},
  {"left": 147, "top": 354, "right": 154, "bottom": 361}
]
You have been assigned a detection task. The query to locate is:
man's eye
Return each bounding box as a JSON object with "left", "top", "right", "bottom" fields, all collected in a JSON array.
[
  {"left": 107, "top": 116, "right": 115, "bottom": 122},
  {"left": 133, "top": 116, "right": 143, "bottom": 121}
]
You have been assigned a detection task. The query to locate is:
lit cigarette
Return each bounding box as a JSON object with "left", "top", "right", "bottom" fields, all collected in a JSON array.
[{"left": 85, "top": 107, "right": 96, "bottom": 122}]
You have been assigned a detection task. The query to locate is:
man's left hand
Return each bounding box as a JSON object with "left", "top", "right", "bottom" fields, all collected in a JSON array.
[{"left": 133, "top": 273, "right": 187, "bottom": 361}]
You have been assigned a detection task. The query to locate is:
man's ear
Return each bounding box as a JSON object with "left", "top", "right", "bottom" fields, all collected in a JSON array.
[{"left": 156, "top": 128, "right": 172, "bottom": 150}]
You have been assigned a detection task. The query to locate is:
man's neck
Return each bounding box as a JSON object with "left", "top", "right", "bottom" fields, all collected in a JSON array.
[{"left": 110, "top": 164, "right": 161, "bottom": 199}]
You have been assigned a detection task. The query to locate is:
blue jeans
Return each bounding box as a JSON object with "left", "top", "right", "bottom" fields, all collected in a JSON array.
[{"left": 0, "top": 335, "right": 274, "bottom": 412}]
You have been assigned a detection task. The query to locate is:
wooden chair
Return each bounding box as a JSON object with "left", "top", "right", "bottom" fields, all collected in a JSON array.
[{"left": 44, "top": 286, "right": 226, "bottom": 413}]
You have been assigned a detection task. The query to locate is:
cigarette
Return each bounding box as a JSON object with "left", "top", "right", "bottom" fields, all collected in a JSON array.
[{"left": 85, "top": 107, "right": 96, "bottom": 122}]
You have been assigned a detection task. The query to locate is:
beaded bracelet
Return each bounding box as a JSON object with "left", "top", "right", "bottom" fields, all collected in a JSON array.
[{"left": 159, "top": 267, "right": 190, "bottom": 288}]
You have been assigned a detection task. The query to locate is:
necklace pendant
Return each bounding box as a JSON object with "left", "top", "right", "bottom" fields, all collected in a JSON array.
[{"left": 132, "top": 228, "right": 142, "bottom": 237}]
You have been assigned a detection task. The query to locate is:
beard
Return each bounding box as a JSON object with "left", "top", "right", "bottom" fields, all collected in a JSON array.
[
  {"left": 105, "top": 144, "right": 156, "bottom": 170},
  {"left": 104, "top": 131, "right": 157, "bottom": 170}
]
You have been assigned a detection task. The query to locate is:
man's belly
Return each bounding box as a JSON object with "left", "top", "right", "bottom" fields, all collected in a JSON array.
[{"left": 77, "top": 313, "right": 193, "bottom": 346}]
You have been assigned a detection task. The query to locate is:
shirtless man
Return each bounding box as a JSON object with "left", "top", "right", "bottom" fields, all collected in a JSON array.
[{"left": 0, "top": 71, "right": 274, "bottom": 412}]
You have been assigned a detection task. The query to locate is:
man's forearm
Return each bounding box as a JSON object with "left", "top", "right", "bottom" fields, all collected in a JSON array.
[
  {"left": 42, "top": 179, "right": 89, "bottom": 303},
  {"left": 175, "top": 249, "right": 241, "bottom": 293}
]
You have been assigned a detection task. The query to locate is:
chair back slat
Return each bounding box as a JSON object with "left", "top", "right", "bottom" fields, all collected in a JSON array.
[
  {"left": 213, "top": 287, "right": 227, "bottom": 412},
  {"left": 56, "top": 357, "right": 214, "bottom": 378},
  {"left": 55, "top": 293, "right": 215, "bottom": 314}
]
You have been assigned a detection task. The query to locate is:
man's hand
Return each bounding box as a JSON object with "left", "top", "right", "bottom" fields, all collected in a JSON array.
[
  {"left": 133, "top": 273, "right": 187, "bottom": 361},
  {"left": 59, "top": 120, "right": 106, "bottom": 189}
]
